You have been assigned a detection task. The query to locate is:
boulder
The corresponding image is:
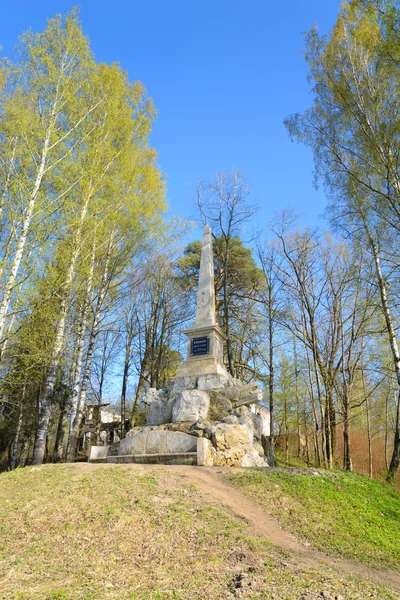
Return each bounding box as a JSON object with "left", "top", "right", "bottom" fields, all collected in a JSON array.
[
  {"left": 234, "top": 405, "right": 252, "bottom": 418},
  {"left": 251, "top": 412, "right": 263, "bottom": 441},
  {"left": 143, "top": 388, "right": 164, "bottom": 405},
  {"left": 171, "top": 376, "right": 197, "bottom": 396},
  {"left": 237, "top": 416, "right": 254, "bottom": 445},
  {"left": 241, "top": 448, "right": 268, "bottom": 468},
  {"left": 146, "top": 394, "right": 174, "bottom": 426},
  {"left": 213, "top": 446, "right": 247, "bottom": 467},
  {"left": 172, "top": 389, "right": 210, "bottom": 423},
  {"left": 190, "top": 419, "right": 212, "bottom": 431},
  {"left": 189, "top": 420, "right": 212, "bottom": 437},
  {"left": 208, "top": 390, "right": 232, "bottom": 420},
  {"left": 252, "top": 441, "right": 265, "bottom": 457},
  {"left": 213, "top": 423, "right": 250, "bottom": 451},
  {"left": 222, "top": 415, "right": 238, "bottom": 424},
  {"left": 203, "top": 424, "right": 217, "bottom": 437},
  {"left": 160, "top": 421, "right": 193, "bottom": 433}
]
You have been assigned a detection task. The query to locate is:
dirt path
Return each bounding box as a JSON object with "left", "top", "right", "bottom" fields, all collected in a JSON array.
[
  {"left": 180, "top": 466, "right": 400, "bottom": 592},
  {"left": 80, "top": 463, "right": 400, "bottom": 592}
]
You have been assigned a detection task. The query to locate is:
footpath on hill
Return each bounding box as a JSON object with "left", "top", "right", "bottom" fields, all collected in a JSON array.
[
  {"left": 176, "top": 465, "right": 400, "bottom": 591},
  {"left": 1, "top": 463, "right": 399, "bottom": 600}
]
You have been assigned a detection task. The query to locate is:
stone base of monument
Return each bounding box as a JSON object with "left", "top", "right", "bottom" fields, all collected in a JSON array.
[{"left": 88, "top": 372, "right": 270, "bottom": 468}]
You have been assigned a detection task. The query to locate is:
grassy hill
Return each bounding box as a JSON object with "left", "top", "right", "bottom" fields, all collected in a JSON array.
[
  {"left": 225, "top": 468, "right": 400, "bottom": 570},
  {"left": 0, "top": 464, "right": 399, "bottom": 600}
]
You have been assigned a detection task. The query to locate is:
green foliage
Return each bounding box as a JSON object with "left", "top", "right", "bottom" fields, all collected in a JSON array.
[
  {"left": 0, "top": 9, "right": 166, "bottom": 465},
  {"left": 177, "top": 235, "right": 263, "bottom": 309}
]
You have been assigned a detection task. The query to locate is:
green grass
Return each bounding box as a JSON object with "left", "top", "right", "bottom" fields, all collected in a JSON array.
[
  {"left": 224, "top": 468, "right": 400, "bottom": 570},
  {"left": 0, "top": 464, "right": 398, "bottom": 599}
]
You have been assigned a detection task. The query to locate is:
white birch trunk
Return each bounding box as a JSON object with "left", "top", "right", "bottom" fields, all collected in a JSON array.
[
  {"left": 0, "top": 131, "right": 51, "bottom": 346},
  {"left": 361, "top": 212, "right": 400, "bottom": 383},
  {"left": 360, "top": 209, "right": 400, "bottom": 476},
  {"left": 10, "top": 385, "right": 26, "bottom": 470},
  {"left": 31, "top": 189, "right": 92, "bottom": 465},
  {"left": 54, "top": 339, "right": 80, "bottom": 462},
  {"left": 67, "top": 236, "right": 96, "bottom": 441},
  {"left": 67, "top": 234, "right": 113, "bottom": 460}
]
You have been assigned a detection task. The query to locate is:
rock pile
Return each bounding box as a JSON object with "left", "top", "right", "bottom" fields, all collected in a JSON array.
[{"left": 128, "top": 372, "right": 269, "bottom": 468}]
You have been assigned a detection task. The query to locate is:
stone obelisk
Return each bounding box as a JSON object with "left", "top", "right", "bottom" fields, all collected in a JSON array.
[
  {"left": 177, "top": 225, "right": 229, "bottom": 377},
  {"left": 195, "top": 224, "right": 216, "bottom": 327}
]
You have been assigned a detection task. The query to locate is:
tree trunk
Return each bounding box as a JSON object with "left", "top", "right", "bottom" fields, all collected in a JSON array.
[
  {"left": 360, "top": 210, "right": 400, "bottom": 478},
  {"left": 294, "top": 338, "right": 301, "bottom": 458},
  {"left": 365, "top": 394, "right": 373, "bottom": 479},
  {"left": 343, "top": 401, "right": 352, "bottom": 471},
  {"left": 54, "top": 340, "right": 80, "bottom": 461},
  {"left": 54, "top": 398, "right": 69, "bottom": 462},
  {"left": 268, "top": 292, "right": 276, "bottom": 466},
  {"left": 67, "top": 235, "right": 113, "bottom": 461},
  {"left": 305, "top": 347, "right": 321, "bottom": 466},
  {"left": 130, "top": 371, "right": 147, "bottom": 426},
  {"left": 389, "top": 392, "right": 400, "bottom": 477},
  {"left": 0, "top": 90, "right": 61, "bottom": 354},
  {"left": 385, "top": 391, "right": 390, "bottom": 472},
  {"left": 120, "top": 344, "right": 131, "bottom": 439},
  {"left": 10, "top": 384, "right": 26, "bottom": 470},
  {"left": 325, "top": 389, "right": 334, "bottom": 469},
  {"left": 68, "top": 237, "right": 96, "bottom": 442},
  {"left": 32, "top": 189, "right": 93, "bottom": 465}
]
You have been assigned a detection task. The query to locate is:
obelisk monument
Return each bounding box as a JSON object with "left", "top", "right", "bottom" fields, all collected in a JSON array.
[{"left": 177, "top": 225, "right": 229, "bottom": 377}]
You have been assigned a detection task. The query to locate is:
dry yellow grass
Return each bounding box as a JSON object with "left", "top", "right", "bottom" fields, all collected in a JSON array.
[{"left": 0, "top": 464, "right": 398, "bottom": 599}]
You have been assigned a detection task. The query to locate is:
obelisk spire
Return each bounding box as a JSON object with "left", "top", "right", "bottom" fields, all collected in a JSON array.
[
  {"left": 178, "top": 223, "right": 228, "bottom": 377},
  {"left": 194, "top": 225, "right": 216, "bottom": 328}
]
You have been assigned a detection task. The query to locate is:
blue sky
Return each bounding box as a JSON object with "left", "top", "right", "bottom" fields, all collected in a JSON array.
[{"left": 0, "top": 1, "right": 341, "bottom": 238}]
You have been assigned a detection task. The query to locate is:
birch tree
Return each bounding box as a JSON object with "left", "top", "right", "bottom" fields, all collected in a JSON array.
[
  {"left": 0, "top": 12, "right": 98, "bottom": 352},
  {"left": 285, "top": 0, "right": 400, "bottom": 477},
  {"left": 21, "top": 25, "right": 165, "bottom": 465}
]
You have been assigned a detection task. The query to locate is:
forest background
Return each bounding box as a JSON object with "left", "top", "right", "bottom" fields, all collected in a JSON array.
[{"left": 1, "top": 0, "right": 400, "bottom": 486}]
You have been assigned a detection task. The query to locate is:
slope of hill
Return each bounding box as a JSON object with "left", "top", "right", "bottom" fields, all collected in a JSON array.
[
  {"left": 0, "top": 464, "right": 399, "bottom": 600},
  {"left": 225, "top": 468, "right": 400, "bottom": 570}
]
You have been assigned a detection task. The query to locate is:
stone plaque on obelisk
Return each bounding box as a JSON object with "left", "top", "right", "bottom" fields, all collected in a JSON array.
[{"left": 177, "top": 225, "right": 229, "bottom": 377}]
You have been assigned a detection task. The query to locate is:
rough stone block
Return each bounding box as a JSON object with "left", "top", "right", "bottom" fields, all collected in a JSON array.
[
  {"left": 213, "top": 446, "right": 246, "bottom": 467},
  {"left": 213, "top": 423, "right": 249, "bottom": 451},
  {"left": 197, "top": 438, "right": 215, "bottom": 466},
  {"left": 171, "top": 376, "right": 197, "bottom": 395},
  {"left": 222, "top": 415, "right": 238, "bottom": 424},
  {"left": 146, "top": 395, "right": 174, "bottom": 426},
  {"left": 237, "top": 416, "right": 254, "bottom": 445},
  {"left": 224, "top": 424, "right": 250, "bottom": 448},
  {"left": 88, "top": 445, "right": 109, "bottom": 461},
  {"left": 208, "top": 391, "right": 232, "bottom": 420},
  {"left": 172, "top": 389, "right": 210, "bottom": 423},
  {"left": 251, "top": 413, "right": 263, "bottom": 441},
  {"left": 241, "top": 448, "right": 268, "bottom": 468},
  {"left": 252, "top": 441, "right": 265, "bottom": 456}
]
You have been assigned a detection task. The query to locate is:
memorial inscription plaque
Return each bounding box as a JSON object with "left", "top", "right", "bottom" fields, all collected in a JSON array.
[{"left": 191, "top": 336, "right": 209, "bottom": 356}]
